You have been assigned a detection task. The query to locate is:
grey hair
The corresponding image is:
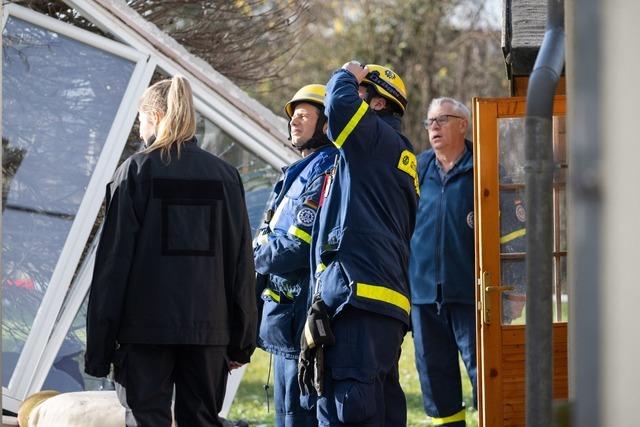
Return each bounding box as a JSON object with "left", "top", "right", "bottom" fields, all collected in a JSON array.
[{"left": 427, "top": 97, "right": 470, "bottom": 121}]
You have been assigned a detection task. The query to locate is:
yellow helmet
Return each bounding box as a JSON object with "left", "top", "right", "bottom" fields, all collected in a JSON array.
[
  {"left": 284, "top": 84, "right": 326, "bottom": 119},
  {"left": 362, "top": 64, "right": 407, "bottom": 115}
]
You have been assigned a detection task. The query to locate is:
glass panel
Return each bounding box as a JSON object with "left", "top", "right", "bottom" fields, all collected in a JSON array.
[
  {"left": 553, "top": 116, "right": 568, "bottom": 184},
  {"left": 498, "top": 118, "right": 527, "bottom": 325},
  {"left": 554, "top": 256, "right": 568, "bottom": 322},
  {"left": 45, "top": 292, "right": 112, "bottom": 392},
  {"left": 501, "top": 258, "right": 526, "bottom": 325},
  {"left": 195, "top": 112, "right": 280, "bottom": 234},
  {"left": 499, "top": 118, "right": 526, "bottom": 185},
  {"left": 2, "top": 16, "right": 135, "bottom": 385},
  {"left": 557, "top": 186, "right": 567, "bottom": 252},
  {"left": 498, "top": 116, "right": 569, "bottom": 325},
  {"left": 553, "top": 116, "right": 568, "bottom": 320},
  {"left": 553, "top": 116, "right": 568, "bottom": 253}
]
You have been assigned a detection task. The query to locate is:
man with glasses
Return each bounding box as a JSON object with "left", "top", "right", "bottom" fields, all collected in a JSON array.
[{"left": 409, "top": 97, "right": 476, "bottom": 426}]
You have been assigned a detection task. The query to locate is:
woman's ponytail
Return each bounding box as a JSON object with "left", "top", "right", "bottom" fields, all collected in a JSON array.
[{"left": 140, "top": 75, "right": 197, "bottom": 162}]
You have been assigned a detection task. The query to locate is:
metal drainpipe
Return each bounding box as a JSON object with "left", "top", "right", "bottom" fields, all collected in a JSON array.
[{"left": 524, "top": 1, "right": 565, "bottom": 426}]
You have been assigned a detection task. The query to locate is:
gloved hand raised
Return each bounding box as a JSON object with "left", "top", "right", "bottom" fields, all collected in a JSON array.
[{"left": 298, "top": 294, "right": 335, "bottom": 396}]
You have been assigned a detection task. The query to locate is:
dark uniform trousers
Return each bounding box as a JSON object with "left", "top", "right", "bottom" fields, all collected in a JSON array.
[
  {"left": 274, "top": 356, "right": 318, "bottom": 427},
  {"left": 113, "top": 344, "right": 228, "bottom": 427},
  {"left": 317, "top": 307, "right": 407, "bottom": 427},
  {"left": 411, "top": 303, "right": 476, "bottom": 426}
]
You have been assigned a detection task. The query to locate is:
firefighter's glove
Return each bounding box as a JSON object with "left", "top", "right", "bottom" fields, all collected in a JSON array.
[
  {"left": 298, "top": 346, "right": 315, "bottom": 396},
  {"left": 298, "top": 295, "right": 335, "bottom": 396}
]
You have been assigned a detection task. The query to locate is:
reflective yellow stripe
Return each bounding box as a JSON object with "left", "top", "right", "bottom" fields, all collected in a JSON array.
[
  {"left": 269, "top": 197, "right": 288, "bottom": 230},
  {"left": 316, "top": 263, "right": 327, "bottom": 275},
  {"left": 262, "top": 288, "right": 280, "bottom": 303},
  {"left": 334, "top": 101, "right": 369, "bottom": 148},
  {"left": 356, "top": 283, "right": 410, "bottom": 315},
  {"left": 500, "top": 228, "right": 526, "bottom": 244},
  {"left": 288, "top": 225, "right": 312, "bottom": 244},
  {"left": 431, "top": 408, "right": 466, "bottom": 425}
]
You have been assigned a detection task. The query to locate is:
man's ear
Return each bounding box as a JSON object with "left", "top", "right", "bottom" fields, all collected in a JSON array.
[
  {"left": 460, "top": 118, "right": 469, "bottom": 135},
  {"left": 370, "top": 96, "right": 387, "bottom": 112}
]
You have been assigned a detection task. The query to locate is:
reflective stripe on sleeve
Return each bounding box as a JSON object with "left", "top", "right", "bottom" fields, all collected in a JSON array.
[
  {"left": 316, "top": 262, "right": 327, "bottom": 275},
  {"left": 334, "top": 101, "right": 369, "bottom": 148},
  {"left": 431, "top": 408, "right": 466, "bottom": 425},
  {"left": 262, "top": 288, "right": 281, "bottom": 303},
  {"left": 355, "top": 282, "right": 410, "bottom": 315},
  {"left": 287, "top": 225, "right": 312, "bottom": 244},
  {"left": 500, "top": 228, "right": 526, "bottom": 244},
  {"left": 268, "top": 197, "right": 289, "bottom": 230}
]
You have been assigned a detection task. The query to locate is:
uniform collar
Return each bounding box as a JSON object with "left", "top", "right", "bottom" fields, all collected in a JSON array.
[{"left": 380, "top": 114, "right": 402, "bottom": 132}]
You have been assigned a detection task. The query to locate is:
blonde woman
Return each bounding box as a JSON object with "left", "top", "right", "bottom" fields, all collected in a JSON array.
[{"left": 85, "top": 76, "right": 257, "bottom": 427}]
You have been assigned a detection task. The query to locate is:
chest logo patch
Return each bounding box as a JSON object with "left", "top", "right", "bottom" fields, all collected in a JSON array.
[
  {"left": 467, "top": 211, "right": 474, "bottom": 229},
  {"left": 296, "top": 207, "right": 316, "bottom": 227}
]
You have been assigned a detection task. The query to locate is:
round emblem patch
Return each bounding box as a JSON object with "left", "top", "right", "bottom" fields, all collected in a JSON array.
[
  {"left": 466, "top": 211, "right": 474, "bottom": 229},
  {"left": 385, "top": 69, "right": 396, "bottom": 79},
  {"left": 515, "top": 204, "right": 526, "bottom": 222},
  {"left": 296, "top": 207, "right": 316, "bottom": 226}
]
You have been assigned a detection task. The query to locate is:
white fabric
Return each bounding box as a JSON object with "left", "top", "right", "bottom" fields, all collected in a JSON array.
[{"left": 27, "top": 391, "right": 124, "bottom": 427}]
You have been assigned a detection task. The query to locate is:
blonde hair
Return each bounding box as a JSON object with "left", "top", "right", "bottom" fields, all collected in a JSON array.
[{"left": 139, "top": 75, "right": 196, "bottom": 162}]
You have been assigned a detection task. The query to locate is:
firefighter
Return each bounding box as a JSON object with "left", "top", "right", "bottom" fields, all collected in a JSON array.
[
  {"left": 254, "top": 84, "right": 338, "bottom": 427},
  {"left": 409, "top": 97, "right": 475, "bottom": 426},
  {"left": 85, "top": 76, "right": 257, "bottom": 427},
  {"left": 299, "top": 61, "right": 419, "bottom": 426}
]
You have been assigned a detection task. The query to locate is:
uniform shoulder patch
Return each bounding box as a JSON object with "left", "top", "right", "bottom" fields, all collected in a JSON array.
[
  {"left": 396, "top": 150, "right": 420, "bottom": 196},
  {"left": 296, "top": 206, "right": 316, "bottom": 227}
]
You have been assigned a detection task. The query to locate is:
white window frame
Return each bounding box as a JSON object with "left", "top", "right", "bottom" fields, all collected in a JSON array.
[
  {"left": 2, "top": 4, "right": 155, "bottom": 412},
  {"left": 4, "top": 0, "right": 299, "bottom": 414},
  {"left": 66, "top": 0, "right": 299, "bottom": 169}
]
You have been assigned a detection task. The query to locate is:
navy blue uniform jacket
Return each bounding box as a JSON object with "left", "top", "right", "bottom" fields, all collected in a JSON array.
[
  {"left": 254, "top": 146, "right": 338, "bottom": 358},
  {"left": 312, "top": 69, "right": 419, "bottom": 326},
  {"left": 409, "top": 140, "right": 474, "bottom": 304}
]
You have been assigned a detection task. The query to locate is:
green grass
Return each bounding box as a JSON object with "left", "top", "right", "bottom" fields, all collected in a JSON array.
[{"left": 229, "top": 336, "right": 478, "bottom": 426}]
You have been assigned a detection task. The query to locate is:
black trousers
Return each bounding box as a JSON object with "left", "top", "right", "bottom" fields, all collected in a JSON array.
[{"left": 113, "top": 344, "right": 228, "bottom": 427}]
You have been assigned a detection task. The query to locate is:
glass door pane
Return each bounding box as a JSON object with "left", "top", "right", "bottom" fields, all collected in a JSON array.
[
  {"left": 497, "top": 116, "right": 568, "bottom": 325},
  {"left": 498, "top": 118, "right": 527, "bottom": 324}
]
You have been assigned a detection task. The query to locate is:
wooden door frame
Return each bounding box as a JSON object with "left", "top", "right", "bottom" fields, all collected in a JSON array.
[{"left": 473, "top": 96, "right": 566, "bottom": 427}]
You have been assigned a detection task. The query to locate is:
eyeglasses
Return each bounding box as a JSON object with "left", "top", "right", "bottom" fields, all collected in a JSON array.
[{"left": 423, "top": 114, "right": 464, "bottom": 129}]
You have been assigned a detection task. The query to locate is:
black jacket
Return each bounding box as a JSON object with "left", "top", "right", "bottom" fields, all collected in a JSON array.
[{"left": 85, "top": 139, "right": 257, "bottom": 377}]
